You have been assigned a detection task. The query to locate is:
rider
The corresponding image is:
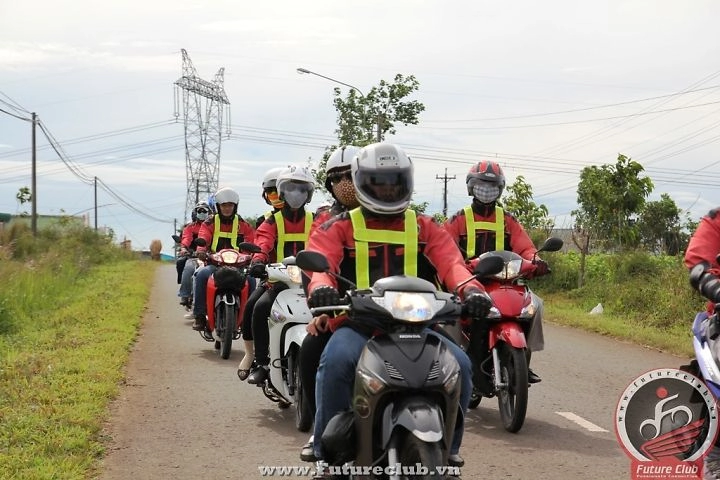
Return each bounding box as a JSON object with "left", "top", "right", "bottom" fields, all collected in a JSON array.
[
  {"left": 304, "top": 143, "right": 492, "bottom": 469},
  {"left": 298, "top": 144, "right": 361, "bottom": 462},
  {"left": 443, "top": 160, "right": 548, "bottom": 384},
  {"left": 191, "top": 186, "right": 256, "bottom": 332},
  {"left": 245, "top": 165, "right": 315, "bottom": 385},
  {"left": 177, "top": 202, "right": 211, "bottom": 307},
  {"left": 237, "top": 166, "right": 286, "bottom": 380}
]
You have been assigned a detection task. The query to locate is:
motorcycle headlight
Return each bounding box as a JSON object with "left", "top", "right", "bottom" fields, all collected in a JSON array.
[
  {"left": 493, "top": 259, "right": 521, "bottom": 281},
  {"left": 443, "top": 371, "right": 459, "bottom": 395},
  {"left": 486, "top": 306, "right": 502, "bottom": 319},
  {"left": 519, "top": 299, "right": 538, "bottom": 319},
  {"left": 371, "top": 292, "right": 445, "bottom": 323},
  {"left": 286, "top": 265, "right": 303, "bottom": 284},
  {"left": 219, "top": 250, "right": 241, "bottom": 264}
]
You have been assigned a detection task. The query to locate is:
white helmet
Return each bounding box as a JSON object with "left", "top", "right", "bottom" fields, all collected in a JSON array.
[
  {"left": 262, "top": 167, "right": 285, "bottom": 190},
  {"left": 325, "top": 145, "right": 362, "bottom": 191},
  {"left": 351, "top": 143, "right": 413, "bottom": 216},
  {"left": 276, "top": 165, "right": 315, "bottom": 209},
  {"left": 214, "top": 186, "right": 239, "bottom": 205}
]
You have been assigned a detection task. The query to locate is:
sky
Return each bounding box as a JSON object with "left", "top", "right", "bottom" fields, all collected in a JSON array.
[{"left": 1, "top": 0, "right": 720, "bottom": 254}]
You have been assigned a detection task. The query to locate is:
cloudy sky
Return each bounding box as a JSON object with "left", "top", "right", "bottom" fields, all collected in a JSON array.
[{"left": 1, "top": 0, "right": 719, "bottom": 253}]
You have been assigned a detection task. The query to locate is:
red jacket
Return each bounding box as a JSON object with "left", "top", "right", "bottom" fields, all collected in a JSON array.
[
  {"left": 685, "top": 208, "right": 720, "bottom": 275},
  {"left": 252, "top": 207, "right": 313, "bottom": 264},
  {"left": 307, "top": 210, "right": 484, "bottom": 300},
  {"left": 443, "top": 202, "right": 537, "bottom": 260},
  {"left": 180, "top": 221, "right": 203, "bottom": 250},
  {"left": 197, "top": 214, "right": 255, "bottom": 253}
]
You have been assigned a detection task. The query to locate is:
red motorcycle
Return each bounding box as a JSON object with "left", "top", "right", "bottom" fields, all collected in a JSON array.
[
  {"left": 199, "top": 241, "right": 260, "bottom": 359},
  {"left": 461, "top": 237, "right": 563, "bottom": 433}
]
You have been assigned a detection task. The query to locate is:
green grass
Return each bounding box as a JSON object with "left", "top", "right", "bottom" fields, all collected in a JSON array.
[{"left": 0, "top": 259, "right": 155, "bottom": 479}]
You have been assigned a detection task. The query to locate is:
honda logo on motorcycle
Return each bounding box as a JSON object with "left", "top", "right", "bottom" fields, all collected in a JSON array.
[{"left": 615, "top": 368, "right": 718, "bottom": 479}]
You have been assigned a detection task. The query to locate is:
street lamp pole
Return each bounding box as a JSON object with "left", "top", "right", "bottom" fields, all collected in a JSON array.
[{"left": 296, "top": 68, "right": 382, "bottom": 142}]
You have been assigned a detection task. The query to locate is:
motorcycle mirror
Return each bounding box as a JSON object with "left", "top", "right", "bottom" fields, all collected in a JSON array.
[
  {"left": 473, "top": 255, "right": 505, "bottom": 277},
  {"left": 296, "top": 250, "right": 330, "bottom": 273},
  {"left": 238, "top": 242, "right": 261, "bottom": 254},
  {"left": 539, "top": 237, "right": 564, "bottom": 253},
  {"left": 282, "top": 256, "right": 297, "bottom": 266},
  {"left": 171, "top": 234, "right": 181, "bottom": 244}
]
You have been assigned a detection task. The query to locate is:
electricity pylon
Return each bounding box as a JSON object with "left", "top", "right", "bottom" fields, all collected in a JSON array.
[{"left": 174, "top": 48, "right": 231, "bottom": 221}]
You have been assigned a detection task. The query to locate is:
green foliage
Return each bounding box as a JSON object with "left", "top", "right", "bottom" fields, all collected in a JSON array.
[
  {"left": 573, "top": 154, "right": 654, "bottom": 251},
  {"left": 637, "top": 193, "right": 682, "bottom": 254},
  {"left": 501, "top": 175, "right": 553, "bottom": 233}
]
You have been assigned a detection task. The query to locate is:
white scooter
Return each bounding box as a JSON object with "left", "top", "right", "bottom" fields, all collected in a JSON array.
[{"left": 261, "top": 256, "right": 314, "bottom": 432}]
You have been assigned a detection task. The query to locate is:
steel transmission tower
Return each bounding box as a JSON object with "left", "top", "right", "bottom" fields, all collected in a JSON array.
[{"left": 174, "top": 49, "right": 231, "bottom": 221}]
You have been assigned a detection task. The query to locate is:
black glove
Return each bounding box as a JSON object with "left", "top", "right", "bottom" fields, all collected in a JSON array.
[
  {"left": 308, "top": 285, "right": 340, "bottom": 308},
  {"left": 196, "top": 251, "right": 207, "bottom": 262},
  {"left": 249, "top": 262, "right": 266, "bottom": 278},
  {"left": 464, "top": 287, "right": 493, "bottom": 319},
  {"left": 699, "top": 274, "right": 720, "bottom": 303},
  {"left": 534, "top": 259, "right": 550, "bottom": 276}
]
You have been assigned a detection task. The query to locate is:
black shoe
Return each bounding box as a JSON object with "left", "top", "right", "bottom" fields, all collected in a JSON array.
[
  {"left": 448, "top": 453, "right": 464, "bottom": 467},
  {"left": 247, "top": 365, "right": 269, "bottom": 385},
  {"left": 179, "top": 297, "right": 190, "bottom": 306},
  {"left": 192, "top": 314, "right": 206, "bottom": 331},
  {"left": 528, "top": 368, "right": 542, "bottom": 384},
  {"left": 300, "top": 437, "right": 316, "bottom": 462}
]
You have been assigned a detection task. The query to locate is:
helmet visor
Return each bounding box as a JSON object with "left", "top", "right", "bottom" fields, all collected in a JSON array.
[{"left": 356, "top": 169, "right": 412, "bottom": 208}]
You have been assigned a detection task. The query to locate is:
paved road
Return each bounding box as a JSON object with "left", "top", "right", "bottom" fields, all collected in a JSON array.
[{"left": 98, "top": 265, "right": 688, "bottom": 479}]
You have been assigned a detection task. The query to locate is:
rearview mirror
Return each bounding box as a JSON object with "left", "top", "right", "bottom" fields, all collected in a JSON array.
[
  {"left": 473, "top": 255, "right": 505, "bottom": 277},
  {"left": 539, "top": 237, "right": 563, "bottom": 253},
  {"left": 296, "top": 250, "right": 330, "bottom": 273},
  {"left": 239, "top": 242, "right": 262, "bottom": 254}
]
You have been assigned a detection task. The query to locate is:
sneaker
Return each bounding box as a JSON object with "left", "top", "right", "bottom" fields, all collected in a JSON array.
[
  {"left": 247, "top": 365, "right": 269, "bottom": 385},
  {"left": 448, "top": 453, "right": 464, "bottom": 467},
  {"left": 300, "top": 436, "right": 316, "bottom": 462},
  {"left": 528, "top": 369, "right": 542, "bottom": 384},
  {"left": 184, "top": 312, "right": 195, "bottom": 319},
  {"left": 192, "top": 314, "right": 206, "bottom": 331}
]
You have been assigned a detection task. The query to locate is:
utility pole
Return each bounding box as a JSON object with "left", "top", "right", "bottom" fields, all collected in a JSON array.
[
  {"left": 435, "top": 168, "right": 456, "bottom": 218},
  {"left": 94, "top": 176, "right": 98, "bottom": 231},
  {"left": 31, "top": 112, "right": 37, "bottom": 236}
]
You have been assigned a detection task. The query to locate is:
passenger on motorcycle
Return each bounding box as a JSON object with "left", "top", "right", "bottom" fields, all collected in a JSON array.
[
  {"left": 177, "top": 202, "right": 211, "bottom": 307},
  {"left": 245, "top": 165, "right": 315, "bottom": 385},
  {"left": 684, "top": 207, "right": 720, "bottom": 478},
  {"left": 237, "top": 166, "right": 287, "bottom": 380},
  {"left": 191, "top": 187, "right": 256, "bottom": 331},
  {"left": 298, "top": 144, "right": 362, "bottom": 461},
  {"left": 304, "top": 143, "right": 492, "bottom": 469},
  {"left": 443, "top": 160, "right": 547, "bottom": 384}
]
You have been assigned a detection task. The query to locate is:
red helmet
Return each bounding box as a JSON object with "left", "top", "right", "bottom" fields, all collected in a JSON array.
[{"left": 466, "top": 160, "right": 505, "bottom": 196}]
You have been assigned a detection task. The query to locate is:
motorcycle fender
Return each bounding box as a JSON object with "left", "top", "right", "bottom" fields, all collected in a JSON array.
[
  {"left": 283, "top": 324, "right": 308, "bottom": 357},
  {"left": 380, "top": 399, "right": 444, "bottom": 448},
  {"left": 490, "top": 322, "right": 527, "bottom": 349}
]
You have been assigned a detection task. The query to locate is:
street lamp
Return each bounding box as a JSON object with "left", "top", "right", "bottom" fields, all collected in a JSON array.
[{"left": 296, "top": 67, "right": 381, "bottom": 142}]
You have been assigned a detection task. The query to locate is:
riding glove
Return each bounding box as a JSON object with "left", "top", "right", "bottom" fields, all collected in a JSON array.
[
  {"left": 463, "top": 286, "right": 493, "bottom": 319},
  {"left": 534, "top": 259, "right": 550, "bottom": 276},
  {"left": 308, "top": 285, "right": 341, "bottom": 308},
  {"left": 248, "top": 262, "right": 267, "bottom": 278}
]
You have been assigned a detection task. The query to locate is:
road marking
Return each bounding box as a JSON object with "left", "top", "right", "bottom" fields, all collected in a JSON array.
[{"left": 556, "top": 412, "right": 608, "bottom": 432}]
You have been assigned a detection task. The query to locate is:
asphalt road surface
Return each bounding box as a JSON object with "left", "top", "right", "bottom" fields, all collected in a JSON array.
[{"left": 97, "top": 265, "right": 687, "bottom": 479}]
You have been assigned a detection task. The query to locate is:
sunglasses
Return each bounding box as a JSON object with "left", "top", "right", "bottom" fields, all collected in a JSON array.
[
  {"left": 328, "top": 171, "right": 352, "bottom": 184},
  {"left": 195, "top": 208, "right": 209, "bottom": 214}
]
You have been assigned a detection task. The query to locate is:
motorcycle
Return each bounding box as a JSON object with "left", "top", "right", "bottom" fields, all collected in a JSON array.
[
  {"left": 687, "top": 263, "right": 720, "bottom": 399},
  {"left": 460, "top": 237, "right": 563, "bottom": 433},
  {"left": 255, "top": 257, "right": 314, "bottom": 432},
  {"left": 295, "top": 249, "right": 504, "bottom": 477},
  {"left": 196, "top": 239, "right": 260, "bottom": 359}
]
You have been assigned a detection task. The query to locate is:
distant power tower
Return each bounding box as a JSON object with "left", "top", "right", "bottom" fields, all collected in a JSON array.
[{"left": 173, "top": 48, "right": 231, "bottom": 221}]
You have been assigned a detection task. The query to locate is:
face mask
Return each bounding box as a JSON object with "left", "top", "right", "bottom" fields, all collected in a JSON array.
[
  {"left": 332, "top": 178, "right": 359, "bottom": 209},
  {"left": 473, "top": 183, "right": 500, "bottom": 204},
  {"left": 196, "top": 212, "right": 208, "bottom": 221},
  {"left": 283, "top": 191, "right": 308, "bottom": 209},
  {"left": 267, "top": 191, "right": 285, "bottom": 209}
]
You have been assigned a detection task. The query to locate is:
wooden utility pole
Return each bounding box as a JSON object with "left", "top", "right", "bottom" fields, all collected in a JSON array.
[
  {"left": 31, "top": 112, "right": 37, "bottom": 236},
  {"left": 435, "top": 168, "right": 456, "bottom": 218}
]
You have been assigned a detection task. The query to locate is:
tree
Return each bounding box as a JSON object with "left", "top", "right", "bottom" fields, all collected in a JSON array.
[
  {"left": 501, "top": 176, "right": 553, "bottom": 236},
  {"left": 16, "top": 186, "right": 31, "bottom": 216},
  {"left": 572, "top": 154, "right": 653, "bottom": 286},
  {"left": 311, "top": 74, "right": 425, "bottom": 190},
  {"left": 637, "top": 194, "right": 682, "bottom": 254}
]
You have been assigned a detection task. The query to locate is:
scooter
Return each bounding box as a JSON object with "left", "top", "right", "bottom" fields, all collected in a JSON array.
[
  {"left": 688, "top": 263, "right": 720, "bottom": 399},
  {"left": 198, "top": 239, "right": 260, "bottom": 359},
  {"left": 256, "top": 257, "right": 314, "bottom": 432},
  {"left": 461, "top": 237, "right": 563, "bottom": 433},
  {"left": 295, "top": 249, "right": 504, "bottom": 477}
]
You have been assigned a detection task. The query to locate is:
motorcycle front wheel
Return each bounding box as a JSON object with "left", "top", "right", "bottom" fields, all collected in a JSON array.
[
  {"left": 218, "top": 303, "right": 237, "bottom": 359},
  {"left": 497, "top": 343, "right": 528, "bottom": 433},
  {"left": 292, "top": 349, "right": 313, "bottom": 432},
  {"left": 397, "top": 434, "right": 443, "bottom": 480}
]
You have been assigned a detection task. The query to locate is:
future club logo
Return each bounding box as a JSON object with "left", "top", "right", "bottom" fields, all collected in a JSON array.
[{"left": 616, "top": 368, "right": 718, "bottom": 479}]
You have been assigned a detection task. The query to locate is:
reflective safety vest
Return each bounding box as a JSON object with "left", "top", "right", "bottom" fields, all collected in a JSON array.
[
  {"left": 211, "top": 215, "right": 239, "bottom": 251},
  {"left": 274, "top": 211, "right": 313, "bottom": 259},
  {"left": 464, "top": 205, "right": 505, "bottom": 258},
  {"left": 349, "top": 208, "right": 418, "bottom": 289}
]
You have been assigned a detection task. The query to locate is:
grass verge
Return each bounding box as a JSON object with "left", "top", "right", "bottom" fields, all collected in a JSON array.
[
  {"left": 543, "top": 291, "right": 694, "bottom": 358},
  {"left": 0, "top": 260, "right": 155, "bottom": 479}
]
